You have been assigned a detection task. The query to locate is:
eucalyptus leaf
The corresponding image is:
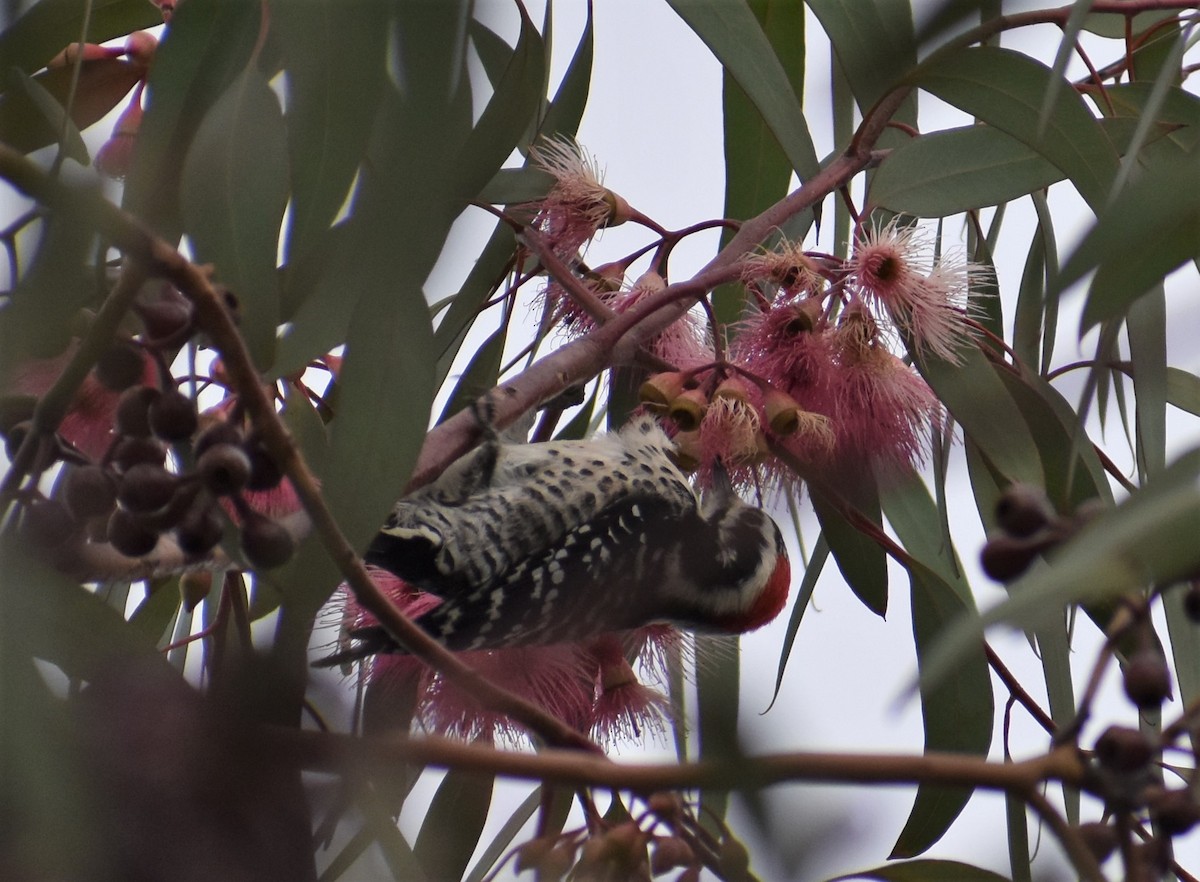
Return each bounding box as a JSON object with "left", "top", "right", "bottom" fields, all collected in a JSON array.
[
  {"left": 910, "top": 45, "right": 1118, "bottom": 210},
  {"left": 870, "top": 125, "right": 1062, "bottom": 217},
  {"left": 181, "top": 66, "right": 288, "bottom": 370},
  {"left": 0, "top": 0, "right": 158, "bottom": 76}
]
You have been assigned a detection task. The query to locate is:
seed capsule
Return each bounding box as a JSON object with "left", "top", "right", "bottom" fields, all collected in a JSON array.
[
  {"left": 111, "top": 436, "right": 168, "bottom": 472},
  {"left": 194, "top": 420, "right": 244, "bottom": 459},
  {"left": 1123, "top": 649, "right": 1172, "bottom": 709},
  {"left": 106, "top": 508, "right": 160, "bottom": 556},
  {"left": 114, "top": 386, "right": 161, "bottom": 438},
  {"left": 62, "top": 464, "right": 118, "bottom": 520},
  {"left": 197, "top": 444, "right": 252, "bottom": 496},
  {"left": 148, "top": 389, "right": 198, "bottom": 441},
  {"left": 995, "top": 483, "right": 1055, "bottom": 538},
  {"left": 117, "top": 463, "right": 177, "bottom": 513},
  {"left": 1094, "top": 725, "right": 1154, "bottom": 774},
  {"left": 667, "top": 389, "right": 708, "bottom": 433},
  {"left": 240, "top": 510, "right": 294, "bottom": 569},
  {"left": 243, "top": 437, "right": 284, "bottom": 491},
  {"left": 176, "top": 505, "right": 224, "bottom": 556}
]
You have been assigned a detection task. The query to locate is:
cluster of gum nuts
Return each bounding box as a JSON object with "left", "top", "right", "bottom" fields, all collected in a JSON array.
[
  {"left": 6, "top": 333, "right": 295, "bottom": 571},
  {"left": 983, "top": 482, "right": 1200, "bottom": 875}
]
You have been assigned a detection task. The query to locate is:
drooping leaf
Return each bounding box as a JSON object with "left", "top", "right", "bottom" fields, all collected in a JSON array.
[
  {"left": 476, "top": 167, "right": 554, "bottom": 205},
  {"left": 181, "top": 66, "right": 288, "bottom": 370},
  {"left": 811, "top": 483, "right": 887, "bottom": 617},
  {"left": 882, "top": 472, "right": 992, "bottom": 858},
  {"left": 828, "top": 858, "right": 1011, "bottom": 882},
  {"left": 452, "top": 4, "right": 546, "bottom": 204},
  {"left": 1167, "top": 367, "right": 1200, "bottom": 416},
  {"left": 667, "top": 0, "right": 820, "bottom": 187},
  {"left": 414, "top": 770, "right": 494, "bottom": 882},
  {"left": 537, "top": 3, "right": 593, "bottom": 139},
  {"left": 910, "top": 45, "right": 1119, "bottom": 210},
  {"left": 0, "top": 202, "right": 96, "bottom": 373},
  {"left": 275, "top": 0, "right": 389, "bottom": 291},
  {"left": 917, "top": 346, "right": 1044, "bottom": 488},
  {"left": 869, "top": 125, "right": 1062, "bottom": 217},
  {"left": 807, "top": 0, "right": 916, "bottom": 112},
  {"left": 123, "top": 0, "right": 260, "bottom": 236},
  {"left": 709, "top": 0, "right": 812, "bottom": 325},
  {"left": 0, "top": 538, "right": 175, "bottom": 677},
  {"left": 0, "top": 59, "right": 141, "bottom": 158},
  {"left": 1128, "top": 287, "right": 1167, "bottom": 478},
  {"left": 1054, "top": 146, "right": 1200, "bottom": 329},
  {"left": 771, "top": 532, "right": 828, "bottom": 706}
]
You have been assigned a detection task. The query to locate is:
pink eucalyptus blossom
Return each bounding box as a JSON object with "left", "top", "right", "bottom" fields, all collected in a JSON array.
[
  {"left": 849, "top": 219, "right": 987, "bottom": 364},
  {"left": 823, "top": 305, "right": 942, "bottom": 469},
  {"left": 530, "top": 136, "right": 629, "bottom": 260}
]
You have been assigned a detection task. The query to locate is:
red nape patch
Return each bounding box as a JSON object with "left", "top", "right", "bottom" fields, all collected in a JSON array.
[{"left": 724, "top": 553, "right": 791, "bottom": 634}]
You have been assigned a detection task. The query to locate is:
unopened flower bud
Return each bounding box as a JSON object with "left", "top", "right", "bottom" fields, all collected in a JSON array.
[
  {"left": 995, "top": 483, "right": 1055, "bottom": 538},
  {"left": 179, "top": 570, "right": 213, "bottom": 612},
  {"left": 763, "top": 388, "right": 804, "bottom": 436},
  {"left": 123, "top": 30, "right": 157, "bottom": 65},
  {"left": 638, "top": 372, "right": 687, "bottom": 408},
  {"left": 47, "top": 42, "right": 122, "bottom": 68},
  {"left": 1123, "top": 649, "right": 1172, "bottom": 709},
  {"left": 668, "top": 389, "right": 708, "bottom": 433}
]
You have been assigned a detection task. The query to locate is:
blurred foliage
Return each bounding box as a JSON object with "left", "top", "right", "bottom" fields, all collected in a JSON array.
[{"left": 0, "top": 0, "right": 1199, "bottom": 880}]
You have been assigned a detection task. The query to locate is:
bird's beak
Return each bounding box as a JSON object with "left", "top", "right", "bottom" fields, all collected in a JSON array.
[{"left": 709, "top": 457, "right": 735, "bottom": 503}]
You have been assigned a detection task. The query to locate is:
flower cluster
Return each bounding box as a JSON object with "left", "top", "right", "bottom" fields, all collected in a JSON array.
[
  {"left": 327, "top": 568, "right": 685, "bottom": 747},
  {"left": 627, "top": 221, "right": 986, "bottom": 489}
]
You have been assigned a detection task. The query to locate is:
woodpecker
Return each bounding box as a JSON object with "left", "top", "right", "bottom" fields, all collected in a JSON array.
[{"left": 318, "top": 417, "right": 790, "bottom": 663}]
